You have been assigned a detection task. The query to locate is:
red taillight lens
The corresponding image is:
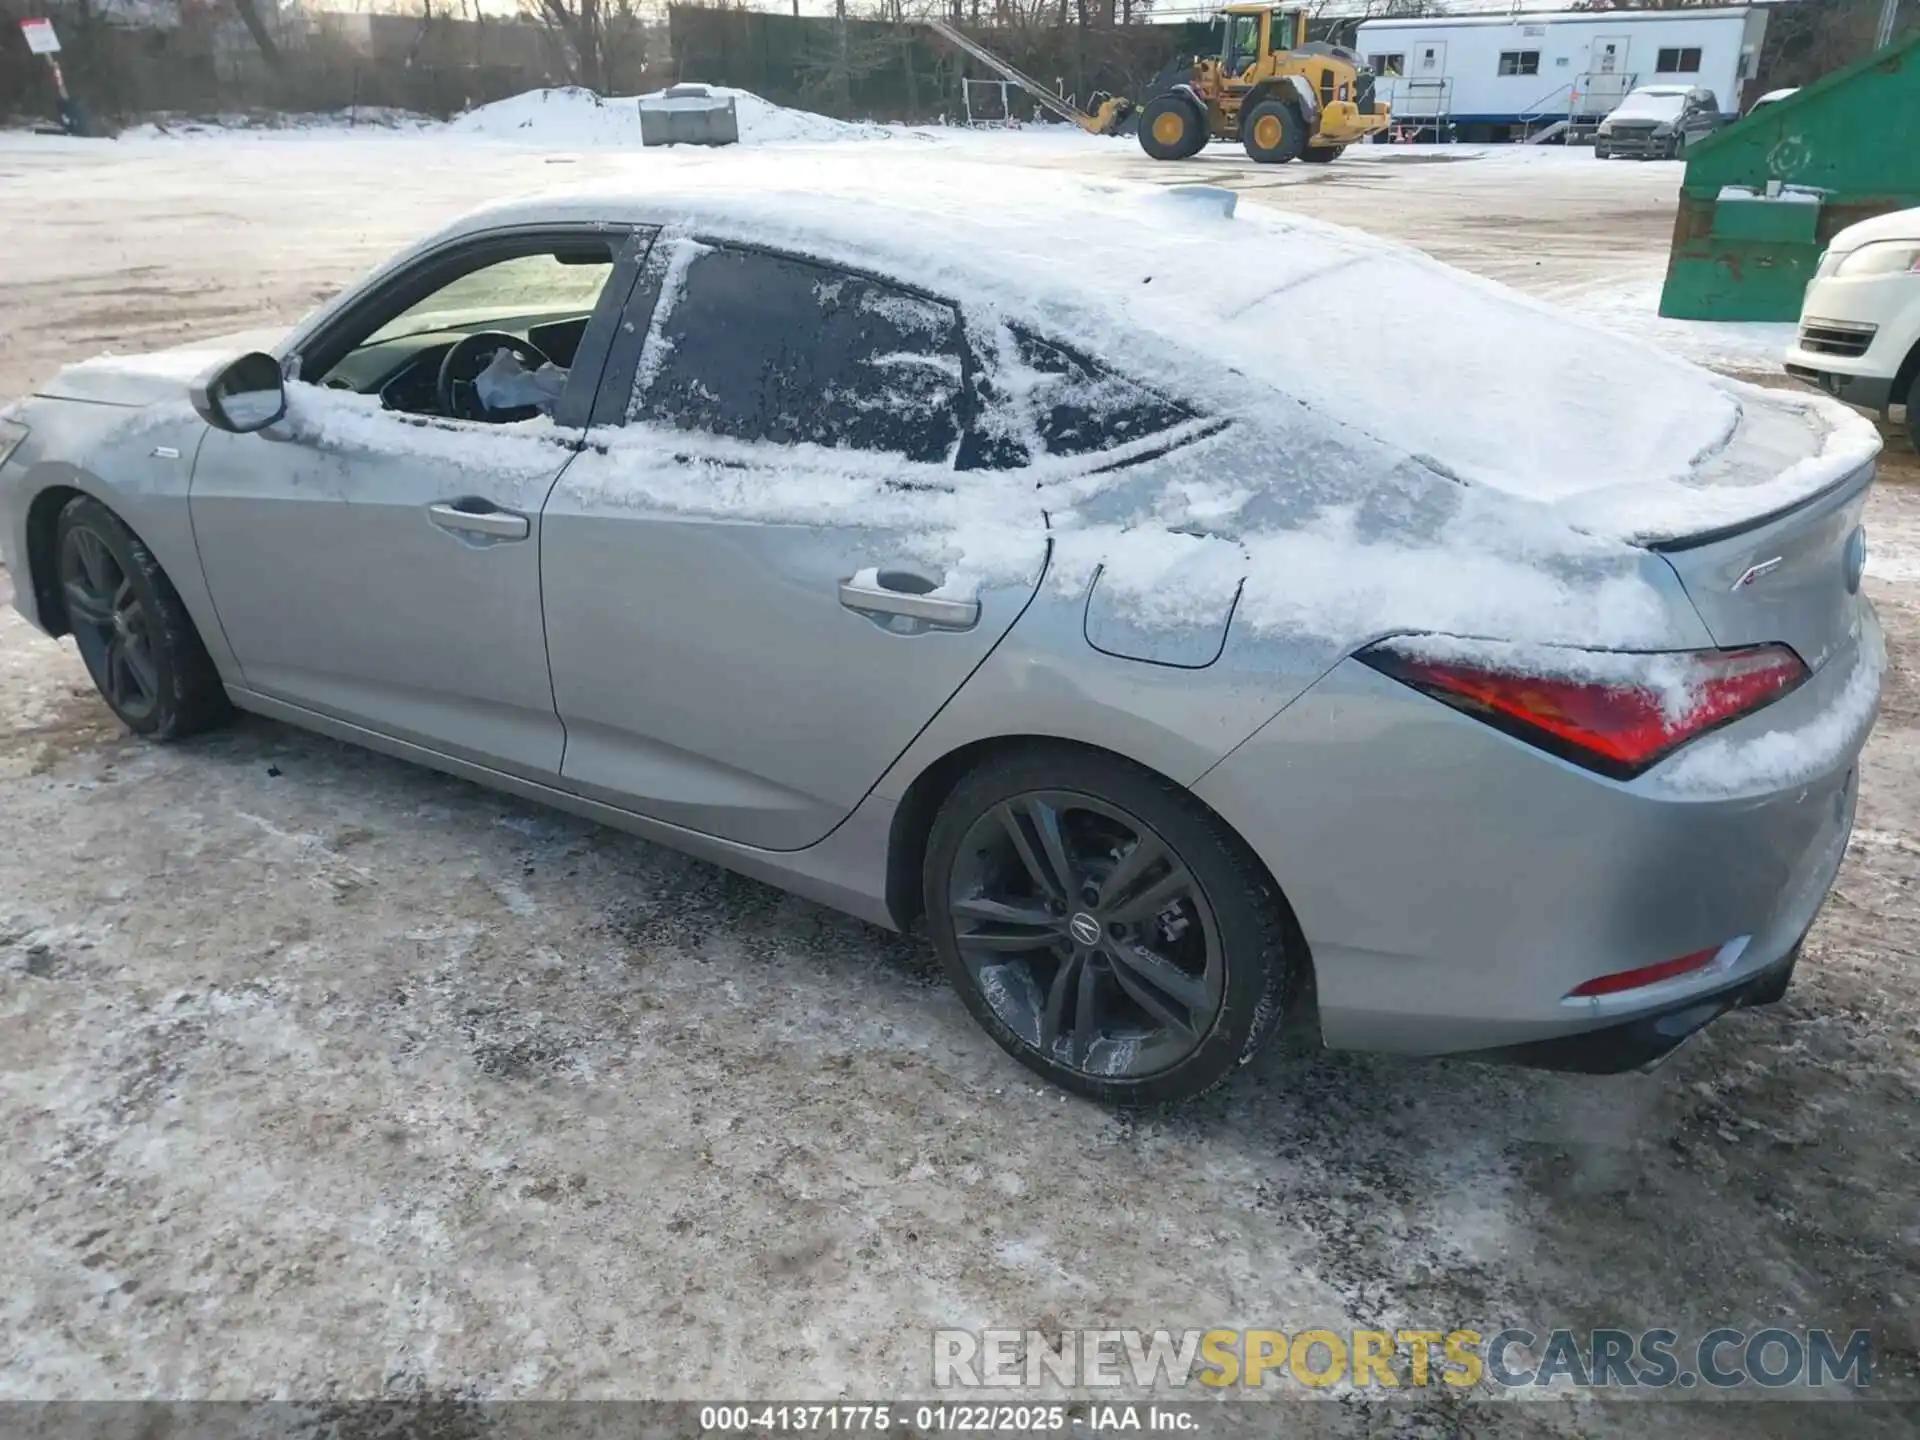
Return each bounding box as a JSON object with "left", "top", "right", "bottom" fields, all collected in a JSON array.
[
  {"left": 1357, "top": 640, "right": 1808, "bottom": 780},
  {"left": 1567, "top": 946, "right": 1722, "bottom": 998}
]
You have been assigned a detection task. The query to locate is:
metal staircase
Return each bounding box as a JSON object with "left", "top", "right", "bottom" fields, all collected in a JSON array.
[
  {"left": 1386, "top": 76, "right": 1452, "bottom": 142},
  {"left": 1516, "top": 80, "right": 1573, "bottom": 143}
]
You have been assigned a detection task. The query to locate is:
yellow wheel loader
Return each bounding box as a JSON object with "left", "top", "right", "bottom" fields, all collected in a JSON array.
[
  {"left": 1135, "top": 6, "right": 1390, "bottom": 165},
  {"left": 927, "top": 8, "right": 1385, "bottom": 165}
]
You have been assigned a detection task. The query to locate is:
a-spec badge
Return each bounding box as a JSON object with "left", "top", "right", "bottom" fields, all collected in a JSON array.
[{"left": 1732, "top": 556, "right": 1784, "bottom": 591}]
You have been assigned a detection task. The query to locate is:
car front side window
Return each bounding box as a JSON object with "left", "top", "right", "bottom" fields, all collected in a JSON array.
[
  {"left": 294, "top": 230, "right": 637, "bottom": 426},
  {"left": 627, "top": 243, "right": 965, "bottom": 465}
]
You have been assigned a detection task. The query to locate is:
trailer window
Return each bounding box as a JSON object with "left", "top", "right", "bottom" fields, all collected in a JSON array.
[
  {"left": 1368, "top": 53, "right": 1404, "bottom": 76},
  {"left": 1497, "top": 51, "right": 1540, "bottom": 77},
  {"left": 1656, "top": 47, "right": 1703, "bottom": 74}
]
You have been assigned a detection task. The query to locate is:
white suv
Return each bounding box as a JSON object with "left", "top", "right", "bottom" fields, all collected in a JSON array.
[{"left": 1785, "top": 205, "right": 1920, "bottom": 448}]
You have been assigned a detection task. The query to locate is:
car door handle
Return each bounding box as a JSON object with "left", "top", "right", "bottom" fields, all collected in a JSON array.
[
  {"left": 839, "top": 574, "right": 980, "bottom": 632},
  {"left": 428, "top": 501, "right": 529, "bottom": 541}
]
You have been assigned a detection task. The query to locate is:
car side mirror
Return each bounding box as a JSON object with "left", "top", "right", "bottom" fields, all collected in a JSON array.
[{"left": 191, "top": 351, "right": 287, "bottom": 434}]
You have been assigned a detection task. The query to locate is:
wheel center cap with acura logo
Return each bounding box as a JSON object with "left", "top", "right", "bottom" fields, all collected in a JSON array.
[{"left": 1069, "top": 912, "right": 1102, "bottom": 947}]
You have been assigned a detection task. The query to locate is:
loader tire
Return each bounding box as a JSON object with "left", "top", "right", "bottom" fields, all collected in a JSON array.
[
  {"left": 1242, "top": 100, "right": 1306, "bottom": 164},
  {"left": 1138, "top": 94, "right": 1208, "bottom": 161},
  {"left": 1299, "top": 144, "right": 1343, "bottom": 164}
]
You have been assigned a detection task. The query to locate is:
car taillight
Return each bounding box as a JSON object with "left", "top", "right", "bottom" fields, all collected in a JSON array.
[{"left": 1356, "top": 640, "right": 1809, "bottom": 780}]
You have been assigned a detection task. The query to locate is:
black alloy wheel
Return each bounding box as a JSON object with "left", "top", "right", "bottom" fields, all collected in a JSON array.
[
  {"left": 927, "top": 747, "right": 1296, "bottom": 1105},
  {"left": 59, "top": 521, "right": 161, "bottom": 725},
  {"left": 52, "top": 495, "right": 229, "bottom": 738},
  {"left": 947, "top": 790, "right": 1225, "bottom": 1079}
]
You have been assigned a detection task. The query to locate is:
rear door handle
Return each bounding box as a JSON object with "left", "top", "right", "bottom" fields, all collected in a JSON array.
[
  {"left": 428, "top": 501, "right": 529, "bottom": 541},
  {"left": 838, "top": 573, "right": 980, "bottom": 632}
]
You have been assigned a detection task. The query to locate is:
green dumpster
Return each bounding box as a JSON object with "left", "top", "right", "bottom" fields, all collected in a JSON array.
[{"left": 1659, "top": 29, "right": 1920, "bottom": 322}]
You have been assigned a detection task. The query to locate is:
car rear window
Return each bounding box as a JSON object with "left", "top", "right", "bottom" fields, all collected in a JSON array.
[
  {"left": 965, "top": 327, "right": 1195, "bottom": 469},
  {"left": 630, "top": 244, "right": 964, "bottom": 464}
]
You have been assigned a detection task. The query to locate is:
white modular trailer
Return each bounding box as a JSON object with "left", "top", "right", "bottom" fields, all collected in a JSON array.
[{"left": 1355, "top": 7, "right": 1769, "bottom": 138}]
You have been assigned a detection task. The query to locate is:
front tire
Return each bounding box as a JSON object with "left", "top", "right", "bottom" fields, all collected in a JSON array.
[
  {"left": 924, "top": 746, "right": 1299, "bottom": 1106},
  {"left": 54, "top": 495, "right": 230, "bottom": 738},
  {"left": 1242, "top": 100, "right": 1306, "bottom": 164},
  {"left": 1905, "top": 370, "right": 1919, "bottom": 453},
  {"left": 1137, "top": 94, "right": 1208, "bottom": 161}
]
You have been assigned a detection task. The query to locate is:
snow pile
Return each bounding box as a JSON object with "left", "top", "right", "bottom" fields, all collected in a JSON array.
[{"left": 449, "top": 86, "right": 890, "bottom": 148}]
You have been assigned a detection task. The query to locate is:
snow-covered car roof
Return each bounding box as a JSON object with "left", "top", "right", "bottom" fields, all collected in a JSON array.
[{"left": 320, "top": 154, "right": 1872, "bottom": 551}]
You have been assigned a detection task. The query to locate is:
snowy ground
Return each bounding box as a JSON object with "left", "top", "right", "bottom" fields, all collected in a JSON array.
[{"left": 1, "top": 117, "right": 1917, "bottom": 1422}]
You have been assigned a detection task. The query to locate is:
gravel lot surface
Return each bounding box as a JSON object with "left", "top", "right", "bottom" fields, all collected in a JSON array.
[{"left": 1, "top": 131, "right": 1915, "bottom": 1429}]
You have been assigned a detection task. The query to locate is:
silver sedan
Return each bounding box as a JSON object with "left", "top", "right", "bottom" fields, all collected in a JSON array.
[{"left": 0, "top": 170, "right": 1883, "bottom": 1103}]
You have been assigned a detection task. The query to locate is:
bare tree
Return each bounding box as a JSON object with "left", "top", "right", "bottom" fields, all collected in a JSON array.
[
  {"left": 232, "top": 0, "right": 285, "bottom": 70},
  {"left": 520, "top": 0, "right": 647, "bottom": 92}
]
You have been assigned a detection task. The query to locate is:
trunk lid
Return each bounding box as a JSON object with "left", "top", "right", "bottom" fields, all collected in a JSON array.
[
  {"left": 1651, "top": 462, "right": 1873, "bottom": 673},
  {"left": 1543, "top": 385, "right": 1882, "bottom": 674}
]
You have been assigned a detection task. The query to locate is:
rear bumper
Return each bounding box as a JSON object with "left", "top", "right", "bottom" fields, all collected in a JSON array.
[
  {"left": 1192, "top": 611, "right": 1878, "bottom": 1064},
  {"left": 1473, "top": 941, "right": 1803, "bottom": 1074}
]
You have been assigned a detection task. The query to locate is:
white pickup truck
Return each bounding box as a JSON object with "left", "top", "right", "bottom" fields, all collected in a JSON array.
[{"left": 1785, "top": 205, "right": 1920, "bottom": 449}]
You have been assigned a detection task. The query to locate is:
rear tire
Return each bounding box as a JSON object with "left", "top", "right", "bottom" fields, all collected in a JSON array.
[
  {"left": 54, "top": 495, "right": 230, "bottom": 739},
  {"left": 924, "top": 745, "right": 1299, "bottom": 1106},
  {"left": 1905, "top": 370, "right": 1919, "bottom": 453},
  {"left": 1299, "top": 144, "right": 1342, "bottom": 164},
  {"left": 1137, "top": 94, "right": 1208, "bottom": 161},
  {"left": 1242, "top": 99, "right": 1306, "bottom": 164}
]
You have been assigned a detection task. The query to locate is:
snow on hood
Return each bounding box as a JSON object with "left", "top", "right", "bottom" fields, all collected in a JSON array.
[
  {"left": 1607, "top": 89, "right": 1689, "bottom": 123},
  {"left": 40, "top": 327, "right": 284, "bottom": 406}
]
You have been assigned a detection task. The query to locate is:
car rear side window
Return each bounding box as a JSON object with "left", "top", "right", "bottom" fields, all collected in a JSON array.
[
  {"left": 965, "top": 327, "right": 1195, "bottom": 469},
  {"left": 629, "top": 243, "right": 963, "bottom": 464}
]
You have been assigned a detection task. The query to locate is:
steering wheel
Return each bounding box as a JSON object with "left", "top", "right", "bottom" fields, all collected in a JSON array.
[{"left": 436, "top": 331, "right": 553, "bottom": 422}]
